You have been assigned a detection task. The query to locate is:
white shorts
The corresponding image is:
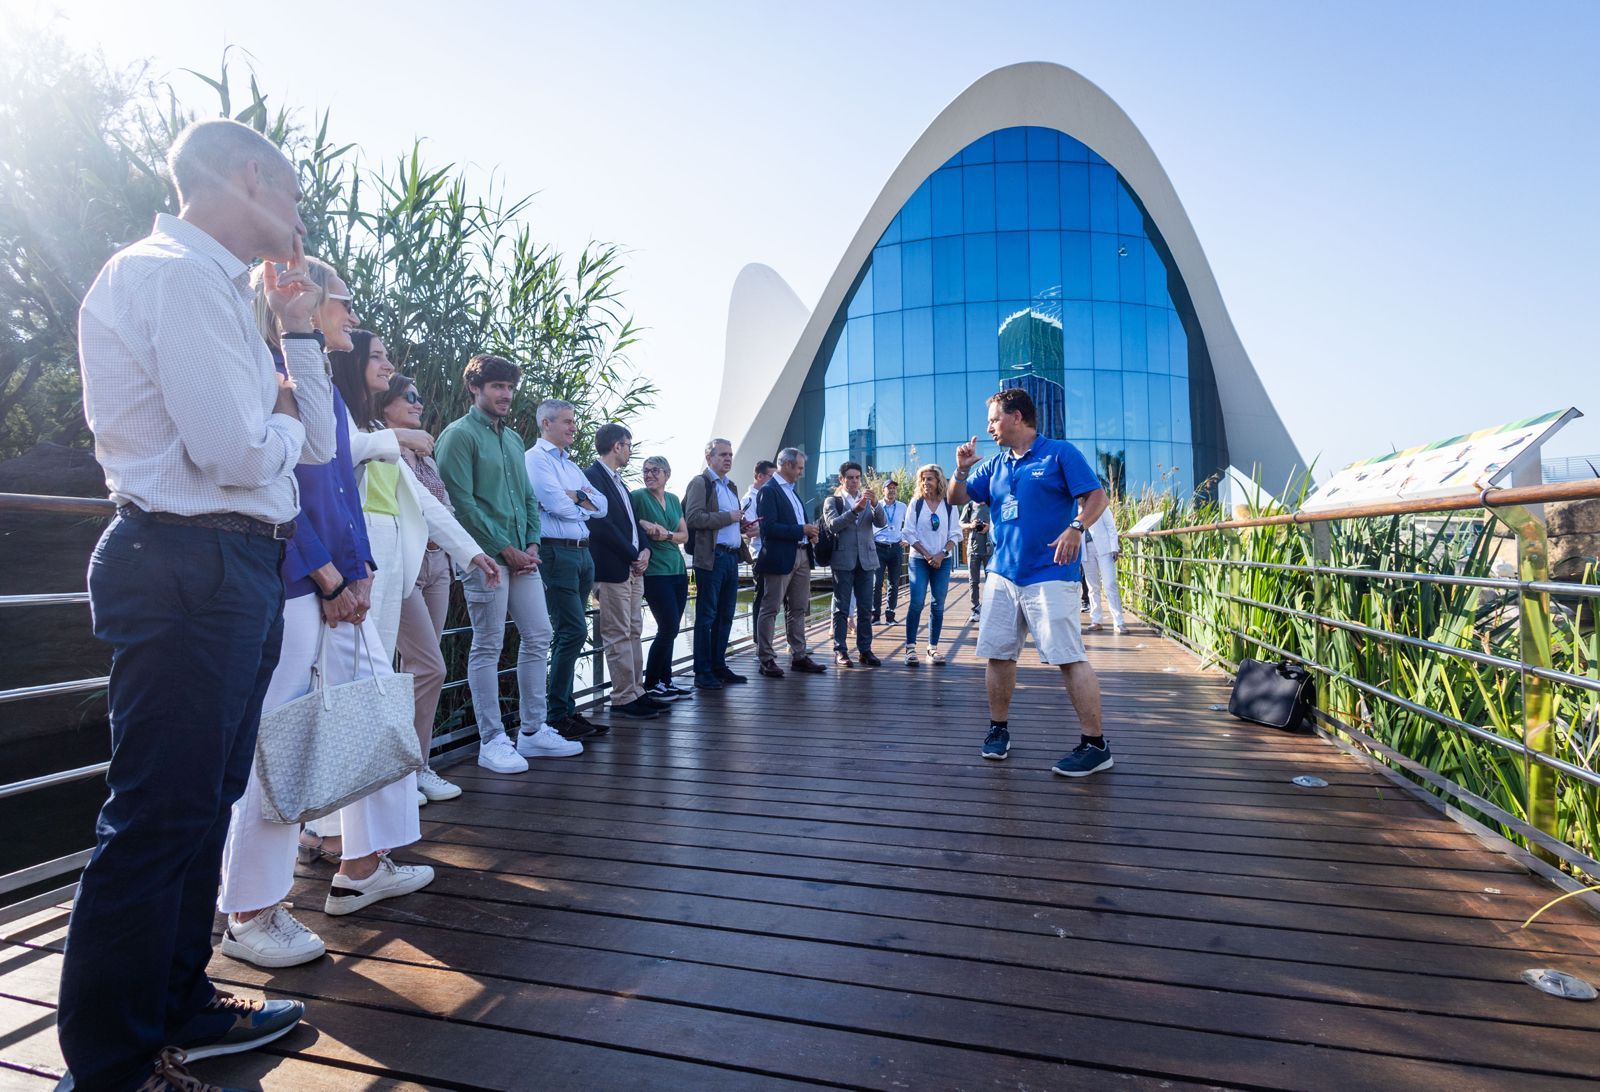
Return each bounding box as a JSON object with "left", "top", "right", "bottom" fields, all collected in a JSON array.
[{"left": 975, "top": 573, "right": 1087, "bottom": 665}]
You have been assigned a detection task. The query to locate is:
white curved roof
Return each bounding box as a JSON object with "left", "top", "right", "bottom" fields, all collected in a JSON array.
[{"left": 716, "top": 61, "right": 1303, "bottom": 490}]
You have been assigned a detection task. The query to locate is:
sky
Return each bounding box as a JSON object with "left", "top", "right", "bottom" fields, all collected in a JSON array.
[{"left": 23, "top": 0, "right": 1600, "bottom": 483}]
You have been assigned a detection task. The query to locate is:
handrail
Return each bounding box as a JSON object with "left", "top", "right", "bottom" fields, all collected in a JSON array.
[
  {"left": 0, "top": 492, "right": 117, "bottom": 516},
  {"left": 1127, "top": 477, "right": 1600, "bottom": 538}
]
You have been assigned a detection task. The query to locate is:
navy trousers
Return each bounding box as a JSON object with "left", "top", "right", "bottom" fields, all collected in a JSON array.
[
  {"left": 692, "top": 550, "right": 739, "bottom": 679},
  {"left": 58, "top": 514, "right": 285, "bottom": 1091}
]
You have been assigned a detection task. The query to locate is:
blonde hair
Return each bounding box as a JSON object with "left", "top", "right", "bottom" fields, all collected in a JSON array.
[
  {"left": 250, "top": 256, "right": 340, "bottom": 353},
  {"left": 915, "top": 463, "right": 948, "bottom": 504}
]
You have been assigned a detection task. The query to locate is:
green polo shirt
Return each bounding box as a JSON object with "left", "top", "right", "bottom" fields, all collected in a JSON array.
[{"left": 435, "top": 404, "right": 541, "bottom": 557}]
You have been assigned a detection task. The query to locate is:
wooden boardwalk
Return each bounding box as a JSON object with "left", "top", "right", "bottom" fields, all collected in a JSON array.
[{"left": 5, "top": 577, "right": 1600, "bottom": 1090}]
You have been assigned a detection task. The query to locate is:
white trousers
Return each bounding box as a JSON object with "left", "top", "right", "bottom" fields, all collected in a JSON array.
[
  {"left": 365, "top": 512, "right": 405, "bottom": 659},
  {"left": 1082, "top": 549, "right": 1125, "bottom": 627},
  {"left": 218, "top": 594, "right": 420, "bottom": 914}
]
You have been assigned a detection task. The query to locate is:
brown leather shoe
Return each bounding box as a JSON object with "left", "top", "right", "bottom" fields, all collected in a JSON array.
[
  {"left": 759, "top": 660, "right": 785, "bottom": 678},
  {"left": 791, "top": 655, "right": 828, "bottom": 674},
  {"left": 859, "top": 650, "right": 883, "bottom": 667}
]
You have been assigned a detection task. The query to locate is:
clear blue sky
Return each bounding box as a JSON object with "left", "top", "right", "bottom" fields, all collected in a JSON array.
[{"left": 31, "top": 0, "right": 1600, "bottom": 481}]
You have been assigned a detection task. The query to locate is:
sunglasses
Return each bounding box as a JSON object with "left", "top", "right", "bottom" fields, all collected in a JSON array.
[
  {"left": 401, "top": 391, "right": 422, "bottom": 405},
  {"left": 326, "top": 291, "right": 355, "bottom": 314},
  {"left": 930, "top": 512, "right": 941, "bottom": 531}
]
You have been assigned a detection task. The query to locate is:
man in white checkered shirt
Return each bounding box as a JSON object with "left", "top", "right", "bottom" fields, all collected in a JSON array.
[{"left": 57, "top": 119, "right": 334, "bottom": 1091}]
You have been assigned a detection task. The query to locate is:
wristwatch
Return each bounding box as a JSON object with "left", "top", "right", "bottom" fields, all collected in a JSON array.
[{"left": 1068, "top": 519, "right": 1085, "bottom": 532}]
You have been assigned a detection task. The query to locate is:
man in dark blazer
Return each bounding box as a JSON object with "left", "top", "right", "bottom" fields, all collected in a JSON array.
[
  {"left": 682, "top": 437, "right": 755, "bottom": 689},
  {"left": 754, "top": 447, "right": 827, "bottom": 677},
  {"left": 585, "top": 423, "right": 664, "bottom": 719}
]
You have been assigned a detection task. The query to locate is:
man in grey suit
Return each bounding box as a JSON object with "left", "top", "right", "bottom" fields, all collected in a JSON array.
[{"left": 822, "top": 460, "right": 887, "bottom": 667}]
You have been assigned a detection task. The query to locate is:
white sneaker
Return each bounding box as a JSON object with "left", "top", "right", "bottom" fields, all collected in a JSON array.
[
  {"left": 325, "top": 855, "right": 434, "bottom": 916},
  {"left": 416, "top": 790, "right": 427, "bottom": 807},
  {"left": 478, "top": 736, "right": 529, "bottom": 773},
  {"left": 905, "top": 647, "right": 919, "bottom": 666},
  {"left": 221, "top": 904, "right": 325, "bottom": 968},
  {"left": 417, "top": 767, "right": 462, "bottom": 801},
  {"left": 927, "top": 645, "right": 945, "bottom": 665},
  {"left": 516, "top": 724, "right": 583, "bottom": 758}
]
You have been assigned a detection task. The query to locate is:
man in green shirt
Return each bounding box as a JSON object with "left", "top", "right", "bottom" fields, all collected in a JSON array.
[{"left": 436, "top": 354, "right": 581, "bottom": 773}]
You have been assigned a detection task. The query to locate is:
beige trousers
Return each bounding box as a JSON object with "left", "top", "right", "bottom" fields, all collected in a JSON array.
[
  {"left": 596, "top": 572, "right": 646, "bottom": 705},
  {"left": 757, "top": 553, "right": 812, "bottom": 664},
  {"left": 396, "top": 548, "right": 452, "bottom": 765}
]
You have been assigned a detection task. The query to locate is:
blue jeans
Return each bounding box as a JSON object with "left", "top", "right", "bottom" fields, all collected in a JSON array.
[
  {"left": 906, "top": 556, "right": 953, "bottom": 648},
  {"left": 832, "top": 565, "right": 875, "bottom": 654},
  {"left": 59, "top": 514, "right": 285, "bottom": 1090},
  {"left": 692, "top": 549, "right": 739, "bottom": 679}
]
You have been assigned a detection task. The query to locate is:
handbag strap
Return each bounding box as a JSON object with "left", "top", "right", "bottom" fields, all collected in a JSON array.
[{"left": 311, "top": 619, "right": 390, "bottom": 712}]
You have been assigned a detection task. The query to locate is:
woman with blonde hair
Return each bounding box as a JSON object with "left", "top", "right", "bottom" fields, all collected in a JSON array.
[{"left": 898, "top": 463, "right": 961, "bottom": 665}]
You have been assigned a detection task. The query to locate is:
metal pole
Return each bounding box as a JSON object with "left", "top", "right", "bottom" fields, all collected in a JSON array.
[{"left": 1497, "top": 503, "right": 1558, "bottom": 865}]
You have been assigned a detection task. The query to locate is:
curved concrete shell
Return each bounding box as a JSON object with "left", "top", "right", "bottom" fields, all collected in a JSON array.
[{"left": 717, "top": 61, "right": 1302, "bottom": 493}]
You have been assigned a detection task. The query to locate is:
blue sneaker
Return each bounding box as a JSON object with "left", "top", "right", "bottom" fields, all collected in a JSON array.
[
  {"left": 981, "top": 724, "right": 1010, "bottom": 760},
  {"left": 171, "top": 990, "right": 305, "bottom": 1059},
  {"left": 1052, "top": 738, "right": 1114, "bottom": 778}
]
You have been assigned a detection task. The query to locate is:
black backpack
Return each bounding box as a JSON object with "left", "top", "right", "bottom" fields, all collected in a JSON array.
[{"left": 814, "top": 496, "right": 839, "bottom": 566}]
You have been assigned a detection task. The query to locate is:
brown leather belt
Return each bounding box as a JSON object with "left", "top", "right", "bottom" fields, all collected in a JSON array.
[{"left": 118, "top": 505, "right": 296, "bottom": 541}]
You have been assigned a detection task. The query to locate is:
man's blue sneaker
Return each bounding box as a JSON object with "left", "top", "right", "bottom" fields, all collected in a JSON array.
[
  {"left": 981, "top": 725, "right": 1010, "bottom": 760},
  {"left": 172, "top": 991, "right": 305, "bottom": 1060},
  {"left": 1052, "top": 738, "right": 1114, "bottom": 778}
]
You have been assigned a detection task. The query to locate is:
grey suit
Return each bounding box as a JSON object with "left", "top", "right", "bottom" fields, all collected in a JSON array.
[{"left": 823, "top": 493, "right": 887, "bottom": 656}]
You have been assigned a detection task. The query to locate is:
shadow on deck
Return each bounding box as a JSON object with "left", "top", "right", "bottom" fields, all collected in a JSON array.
[{"left": 5, "top": 577, "right": 1600, "bottom": 1089}]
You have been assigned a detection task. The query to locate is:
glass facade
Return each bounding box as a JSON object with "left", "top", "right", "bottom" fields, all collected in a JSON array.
[{"left": 778, "top": 126, "right": 1228, "bottom": 502}]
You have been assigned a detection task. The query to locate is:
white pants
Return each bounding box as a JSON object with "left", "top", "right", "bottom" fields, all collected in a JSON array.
[
  {"left": 218, "top": 594, "right": 420, "bottom": 914},
  {"left": 1082, "top": 549, "right": 1125, "bottom": 627},
  {"left": 365, "top": 512, "right": 405, "bottom": 658}
]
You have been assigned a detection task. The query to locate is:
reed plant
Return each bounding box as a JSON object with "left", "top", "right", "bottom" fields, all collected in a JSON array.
[{"left": 1119, "top": 482, "right": 1599, "bottom": 880}]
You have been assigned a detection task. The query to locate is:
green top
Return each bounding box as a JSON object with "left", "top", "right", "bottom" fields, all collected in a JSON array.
[
  {"left": 632, "top": 488, "right": 686, "bottom": 577},
  {"left": 363, "top": 460, "right": 401, "bottom": 517},
  {"left": 434, "top": 404, "right": 541, "bottom": 557}
]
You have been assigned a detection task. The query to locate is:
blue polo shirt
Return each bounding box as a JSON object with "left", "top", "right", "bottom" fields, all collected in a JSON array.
[{"left": 964, "top": 436, "right": 1100, "bottom": 587}]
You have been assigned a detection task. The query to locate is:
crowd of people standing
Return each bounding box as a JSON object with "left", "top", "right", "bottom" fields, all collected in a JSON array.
[{"left": 56, "top": 118, "right": 1125, "bottom": 1092}]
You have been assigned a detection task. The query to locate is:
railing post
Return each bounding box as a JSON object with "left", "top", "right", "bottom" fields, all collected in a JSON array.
[
  {"left": 1496, "top": 503, "right": 1558, "bottom": 864},
  {"left": 1310, "top": 521, "right": 1331, "bottom": 719}
]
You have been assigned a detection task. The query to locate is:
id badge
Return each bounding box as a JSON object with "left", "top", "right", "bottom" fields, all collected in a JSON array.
[{"left": 999, "top": 495, "right": 1020, "bottom": 522}]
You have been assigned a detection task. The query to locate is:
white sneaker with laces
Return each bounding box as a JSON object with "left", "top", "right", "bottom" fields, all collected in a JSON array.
[
  {"left": 1114, "top": 623, "right": 1129, "bottom": 635},
  {"left": 478, "top": 736, "right": 529, "bottom": 773},
  {"left": 417, "top": 766, "right": 462, "bottom": 801},
  {"left": 905, "top": 648, "right": 919, "bottom": 666},
  {"left": 927, "top": 645, "right": 945, "bottom": 665},
  {"left": 221, "top": 904, "right": 325, "bottom": 968},
  {"left": 517, "top": 724, "right": 583, "bottom": 758},
  {"left": 324, "top": 855, "right": 435, "bottom": 916}
]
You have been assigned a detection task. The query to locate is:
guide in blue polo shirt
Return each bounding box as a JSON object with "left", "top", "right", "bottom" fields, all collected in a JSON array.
[{"left": 948, "top": 386, "right": 1116, "bottom": 781}]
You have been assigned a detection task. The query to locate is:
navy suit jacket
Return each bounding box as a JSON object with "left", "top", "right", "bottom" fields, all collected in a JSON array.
[
  {"left": 584, "top": 460, "right": 646, "bottom": 584},
  {"left": 755, "top": 477, "right": 812, "bottom": 575}
]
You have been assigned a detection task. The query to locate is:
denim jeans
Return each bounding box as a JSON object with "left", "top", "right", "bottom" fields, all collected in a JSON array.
[
  {"left": 832, "top": 565, "right": 876, "bottom": 654},
  {"left": 463, "top": 561, "right": 553, "bottom": 743},
  {"left": 906, "top": 555, "right": 953, "bottom": 648},
  {"left": 642, "top": 571, "right": 689, "bottom": 688},
  {"left": 541, "top": 544, "right": 594, "bottom": 722},
  {"left": 692, "top": 549, "right": 739, "bottom": 679},
  {"left": 873, "top": 542, "right": 904, "bottom": 619},
  {"left": 58, "top": 514, "right": 285, "bottom": 1091}
]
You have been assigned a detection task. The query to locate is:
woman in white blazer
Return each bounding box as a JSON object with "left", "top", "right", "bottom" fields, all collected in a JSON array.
[{"left": 1081, "top": 506, "right": 1127, "bottom": 634}]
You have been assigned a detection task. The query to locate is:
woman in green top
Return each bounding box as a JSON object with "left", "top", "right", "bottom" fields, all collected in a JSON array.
[{"left": 632, "top": 455, "right": 692, "bottom": 700}]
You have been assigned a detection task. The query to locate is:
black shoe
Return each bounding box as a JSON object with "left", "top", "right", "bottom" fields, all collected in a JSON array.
[
  {"left": 871, "top": 612, "right": 881, "bottom": 623},
  {"left": 659, "top": 681, "right": 693, "bottom": 698},
  {"left": 1052, "top": 738, "right": 1114, "bottom": 778},
  {"left": 554, "top": 715, "right": 597, "bottom": 740},
  {"left": 716, "top": 670, "right": 748, "bottom": 684},
  {"left": 172, "top": 991, "right": 305, "bottom": 1060},
  {"left": 612, "top": 698, "right": 660, "bottom": 719},
  {"left": 791, "top": 656, "right": 828, "bottom": 674},
  {"left": 885, "top": 613, "right": 897, "bottom": 624},
  {"left": 640, "top": 694, "right": 672, "bottom": 713},
  {"left": 859, "top": 650, "right": 882, "bottom": 667},
  {"left": 834, "top": 651, "right": 853, "bottom": 667},
  {"left": 759, "top": 660, "right": 785, "bottom": 678},
  {"left": 694, "top": 674, "right": 724, "bottom": 690},
  {"left": 570, "top": 710, "right": 609, "bottom": 737}
]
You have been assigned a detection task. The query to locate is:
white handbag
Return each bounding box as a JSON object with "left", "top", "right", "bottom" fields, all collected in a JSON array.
[{"left": 254, "top": 622, "right": 422, "bottom": 824}]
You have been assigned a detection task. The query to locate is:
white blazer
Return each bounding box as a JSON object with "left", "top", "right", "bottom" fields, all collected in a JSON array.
[
  {"left": 1086, "top": 509, "right": 1120, "bottom": 557},
  {"left": 348, "top": 411, "right": 482, "bottom": 591}
]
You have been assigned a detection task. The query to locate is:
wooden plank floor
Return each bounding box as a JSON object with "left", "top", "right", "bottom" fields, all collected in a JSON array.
[{"left": 6, "top": 575, "right": 1600, "bottom": 1090}]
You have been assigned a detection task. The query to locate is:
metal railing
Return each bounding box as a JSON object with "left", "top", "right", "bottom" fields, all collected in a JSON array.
[
  {"left": 1122, "top": 478, "right": 1600, "bottom": 896},
  {"left": 0, "top": 491, "right": 835, "bottom": 922}
]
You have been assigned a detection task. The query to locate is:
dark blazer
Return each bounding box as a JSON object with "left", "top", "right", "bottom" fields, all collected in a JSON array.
[
  {"left": 584, "top": 460, "right": 646, "bottom": 584},
  {"left": 755, "top": 476, "right": 812, "bottom": 575},
  {"left": 682, "top": 469, "right": 746, "bottom": 572}
]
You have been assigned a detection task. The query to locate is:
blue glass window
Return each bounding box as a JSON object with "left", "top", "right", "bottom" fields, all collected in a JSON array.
[
  {"left": 1117, "top": 238, "right": 1145, "bottom": 305},
  {"left": 1143, "top": 239, "right": 1167, "bottom": 304},
  {"left": 931, "top": 168, "right": 963, "bottom": 237},
  {"left": 1061, "top": 231, "right": 1090, "bottom": 300},
  {"left": 1172, "top": 377, "right": 1192, "bottom": 442},
  {"left": 824, "top": 323, "right": 849, "bottom": 387},
  {"left": 967, "top": 371, "right": 997, "bottom": 438},
  {"left": 849, "top": 381, "right": 874, "bottom": 432},
  {"left": 825, "top": 385, "right": 848, "bottom": 450},
  {"left": 961, "top": 132, "right": 994, "bottom": 164},
  {"left": 1029, "top": 231, "right": 1061, "bottom": 299},
  {"left": 932, "top": 236, "right": 964, "bottom": 305},
  {"left": 847, "top": 316, "right": 874, "bottom": 384},
  {"left": 1059, "top": 134, "right": 1089, "bottom": 162},
  {"left": 901, "top": 240, "right": 933, "bottom": 309},
  {"left": 1090, "top": 234, "right": 1120, "bottom": 302},
  {"left": 1145, "top": 306, "right": 1169, "bottom": 375},
  {"left": 1170, "top": 313, "right": 1189, "bottom": 376},
  {"left": 1026, "top": 162, "right": 1059, "bottom": 229},
  {"left": 1120, "top": 305, "right": 1148, "bottom": 373},
  {"left": 1088, "top": 165, "right": 1118, "bottom": 233},
  {"left": 902, "top": 179, "right": 932, "bottom": 241},
  {"left": 1125, "top": 441, "right": 1151, "bottom": 489},
  {"left": 1122, "top": 372, "right": 1149, "bottom": 439},
  {"left": 1064, "top": 371, "right": 1095, "bottom": 436},
  {"left": 1061, "top": 301, "right": 1093, "bottom": 369},
  {"left": 963, "top": 232, "right": 997, "bottom": 301},
  {"left": 872, "top": 245, "right": 902, "bottom": 313},
  {"left": 962, "top": 165, "right": 995, "bottom": 233},
  {"left": 904, "top": 375, "right": 935, "bottom": 445},
  {"left": 876, "top": 378, "right": 904, "bottom": 446},
  {"left": 847, "top": 267, "right": 873, "bottom": 319},
  {"left": 903, "top": 308, "right": 934, "bottom": 376},
  {"left": 997, "top": 302, "right": 1030, "bottom": 373},
  {"left": 995, "top": 164, "right": 1028, "bottom": 231},
  {"left": 993, "top": 126, "right": 1027, "bottom": 161},
  {"left": 874, "top": 312, "right": 903, "bottom": 378},
  {"left": 1094, "top": 371, "right": 1122, "bottom": 440},
  {"left": 1059, "top": 163, "right": 1089, "bottom": 231},
  {"left": 965, "top": 302, "right": 999, "bottom": 375},
  {"left": 935, "top": 372, "right": 967, "bottom": 442},
  {"left": 933, "top": 305, "right": 965, "bottom": 374},
  {"left": 1092, "top": 303, "right": 1121, "bottom": 370},
  {"left": 1026, "top": 126, "right": 1058, "bottom": 161},
  {"left": 996, "top": 232, "right": 1029, "bottom": 300},
  {"left": 1117, "top": 182, "right": 1144, "bottom": 235},
  {"left": 879, "top": 213, "right": 900, "bottom": 247},
  {"left": 1148, "top": 374, "right": 1173, "bottom": 442}
]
